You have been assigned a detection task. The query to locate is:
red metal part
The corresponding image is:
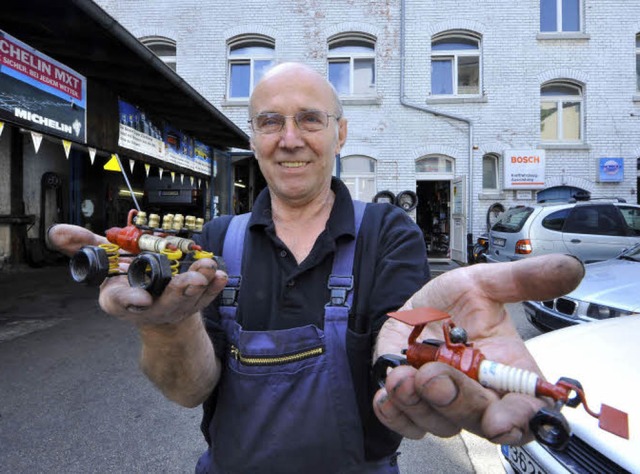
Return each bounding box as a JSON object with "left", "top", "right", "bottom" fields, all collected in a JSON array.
[
  {"left": 388, "top": 308, "right": 630, "bottom": 440},
  {"left": 404, "top": 322, "right": 487, "bottom": 382},
  {"left": 105, "top": 209, "right": 151, "bottom": 254}
]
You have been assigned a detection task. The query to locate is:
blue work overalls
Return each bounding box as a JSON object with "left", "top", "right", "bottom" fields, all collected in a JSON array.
[{"left": 196, "top": 201, "right": 400, "bottom": 474}]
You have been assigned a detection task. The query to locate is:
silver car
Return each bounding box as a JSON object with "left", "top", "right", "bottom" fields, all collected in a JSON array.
[
  {"left": 524, "top": 242, "right": 640, "bottom": 331},
  {"left": 485, "top": 200, "right": 640, "bottom": 264}
]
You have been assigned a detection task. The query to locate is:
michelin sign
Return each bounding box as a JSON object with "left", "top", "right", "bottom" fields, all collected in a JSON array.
[{"left": 0, "top": 30, "right": 87, "bottom": 143}]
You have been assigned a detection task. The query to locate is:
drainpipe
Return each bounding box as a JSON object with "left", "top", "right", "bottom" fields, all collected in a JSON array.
[{"left": 399, "top": 0, "right": 475, "bottom": 247}]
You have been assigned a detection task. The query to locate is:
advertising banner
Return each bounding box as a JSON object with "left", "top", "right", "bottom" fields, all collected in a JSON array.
[
  {"left": 597, "top": 157, "right": 624, "bottom": 182},
  {"left": 0, "top": 30, "right": 87, "bottom": 142},
  {"left": 503, "top": 149, "right": 545, "bottom": 189},
  {"left": 118, "top": 99, "right": 212, "bottom": 175}
]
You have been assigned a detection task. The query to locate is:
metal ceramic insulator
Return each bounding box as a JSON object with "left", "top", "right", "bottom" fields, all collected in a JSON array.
[
  {"left": 148, "top": 214, "right": 160, "bottom": 229},
  {"left": 137, "top": 234, "right": 172, "bottom": 253},
  {"left": 195, "top": 218, "right": 204, "bottom": 232},
  {"left": 135, "top": 211, "right": 147, "bottom": 226},
  {"left": 162, "top": 214, "right": 174, "bottom": 230},
  {"left": 185, "top": 215, "right": 196, "bottom": 230},
  {"left": 478, "top": 360, "right": 538, "bottom": 396},
  {"left": 163, "top": 235, "right": 198, "bottom": 253},
  {"left": 172, "top": 214, "right": 184, "bottom": 231}
]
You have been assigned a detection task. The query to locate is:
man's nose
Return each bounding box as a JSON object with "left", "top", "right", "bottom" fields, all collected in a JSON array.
[{"left": 279, "top": 116, "right": 304, "bottom": 145}]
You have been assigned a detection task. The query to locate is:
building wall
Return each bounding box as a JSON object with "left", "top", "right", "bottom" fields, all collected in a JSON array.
[
  {"left": 94, "top": 0, "right": 640, "bottom": 244},
  {"left": 0, "top": 125, "right": 11, "bottom": 265}
]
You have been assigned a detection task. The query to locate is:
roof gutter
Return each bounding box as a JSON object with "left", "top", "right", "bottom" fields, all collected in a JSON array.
[
  {"left": 71, "top": 0, "right": 250, "bottom": 150},
  {"left": 399, "top": 0, "right": 474, "bottom": 241}
]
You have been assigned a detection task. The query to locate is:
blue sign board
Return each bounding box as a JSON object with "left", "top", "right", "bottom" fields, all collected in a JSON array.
[{"left": 598, "top": 157, "right": 624, "bottom": 182}]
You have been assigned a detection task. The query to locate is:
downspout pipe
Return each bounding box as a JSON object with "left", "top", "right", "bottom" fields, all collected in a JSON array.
[{"left": 399, "top": 0, "right": 475, "bottom": 248}]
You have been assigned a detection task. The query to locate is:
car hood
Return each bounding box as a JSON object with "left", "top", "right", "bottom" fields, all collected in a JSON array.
[
  {"left": 526, "top": 317, "right": 640, "bottom": 472},
  {"left": 569, "top": 259, "right": 640, "bottom": 311}
]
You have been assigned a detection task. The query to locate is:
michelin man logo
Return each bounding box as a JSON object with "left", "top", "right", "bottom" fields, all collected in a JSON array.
[{"left": 72, "top": 119, "right": 82, "bottom": 137}]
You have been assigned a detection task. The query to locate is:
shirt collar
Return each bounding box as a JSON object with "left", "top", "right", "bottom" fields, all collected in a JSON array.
[{"left": 249, "top": 177, "right": 356, "bottom": 240}]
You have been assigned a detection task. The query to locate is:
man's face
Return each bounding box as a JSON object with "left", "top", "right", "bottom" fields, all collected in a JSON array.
[{"left": 249, "top": 66, "right": 347, "bottom": 206}]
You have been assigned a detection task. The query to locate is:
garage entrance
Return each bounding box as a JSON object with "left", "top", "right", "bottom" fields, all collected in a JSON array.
[{"left": 416, "top": 180, "right": 451, "bottom": 260}]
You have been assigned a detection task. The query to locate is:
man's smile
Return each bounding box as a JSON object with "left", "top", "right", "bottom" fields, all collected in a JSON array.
[{"left": 279, "top": 161, "right": 308, "bottom": 168}]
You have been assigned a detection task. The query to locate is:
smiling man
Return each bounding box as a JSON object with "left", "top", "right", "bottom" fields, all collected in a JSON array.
[{"left": 47, "top": 62, "right": 585, "bottom": 473}]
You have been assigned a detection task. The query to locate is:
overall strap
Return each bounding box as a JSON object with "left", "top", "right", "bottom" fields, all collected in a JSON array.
[
  {"left": 326, "top": 200, "right": 367, "bottom": 308},
  {"left": 220, "top": 212, "right": 251, "bottom": 307}
]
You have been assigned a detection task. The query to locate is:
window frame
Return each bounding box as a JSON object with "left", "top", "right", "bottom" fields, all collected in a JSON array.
[
  {"left": 140, "top": 36, "right": 177, "bottom": 71},
  {"left": 327, "top": 33, "right": 377, "bottom": 97},
  {"left": 227, "top": 36, "right": 275, "bottom": 100},
  {"left": 540, "top": 0, "right": 582, "bottom": 33},
  {"left": 430, "top": 31, "right": 482, "bottom": 97},
  {"left": 482, "top": 154, "right": 499, "bottom": 192},
  {"left": 540, "top": 81, "right": 584, "bottom": 143},
  {"left": 339, "top": 155, "right": 377, "bottom": 201}
]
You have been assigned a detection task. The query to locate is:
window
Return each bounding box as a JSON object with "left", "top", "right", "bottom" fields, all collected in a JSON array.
[
  {"left": 431, "top": 32, "right": 481, "bottom": 96},
  {"left": 328, "top": 34, "right": 376, "bottom": 96},
  {"left": 542, "top": 209, "right": 570, "bottom": 231},
  {"left": 482, "top": 154, "right": 499, "bottom": 191},
  {"left": 540, "top": 0, "right": 581, "bottom": 33},
  {"left": 140, "top": 36, "right": 176, "bottom": 71},
  {"left": 564, "top": 206, "right": 626, "bottom": 236},
  {"left": 636, "top": 33, "right": 640, "bottom": 92},
  {"left": 227, "top": 36, "right": 275, "bottom": 99},
  {"left": 540, "top": 81, "right": 583, "bottom": 142},
  {"left": 620, "top": 205, "right": 640, "bottom": 235},
  {"left": 415, "top": 156, "right": 453, "bottom": 174},
  {"left": 340, "top": 155, "right": 376, "bottom": 201}
]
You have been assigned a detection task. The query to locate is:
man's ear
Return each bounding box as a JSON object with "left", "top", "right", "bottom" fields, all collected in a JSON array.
[{"left": 335, "top": 118, "right": 348, "bottom": 154}]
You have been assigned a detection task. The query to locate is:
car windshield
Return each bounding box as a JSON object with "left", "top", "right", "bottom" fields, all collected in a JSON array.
[
  {"left": 491, "top": 207, "right": 533, "bottom": 233},
  {"left": 618, "top": 243, "right": 640, "bottom": 262}
]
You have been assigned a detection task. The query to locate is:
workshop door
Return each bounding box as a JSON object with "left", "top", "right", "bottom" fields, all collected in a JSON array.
[{"left": 450, "top": 177, "right": 467, "bottom": 263}]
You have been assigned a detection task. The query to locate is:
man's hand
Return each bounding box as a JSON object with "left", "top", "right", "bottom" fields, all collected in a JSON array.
[
  {"left": 98, "top": 257, "right": 227, "bottom": 327},
  {"left": 373, "top": 254, "right": 584, "bottom": 445},
  {"left": 46, "top": 223, "right": 108, "bottom": 257}
]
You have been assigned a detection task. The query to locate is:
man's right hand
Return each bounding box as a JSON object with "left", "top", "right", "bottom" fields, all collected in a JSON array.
[{"left": 46, "top": 223, "right": 108, "bottom": 257}]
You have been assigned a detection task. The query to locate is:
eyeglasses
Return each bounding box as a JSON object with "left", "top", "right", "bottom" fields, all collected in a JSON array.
[{"left": 248, "top": 110, "right": 340, "bottom": 134}]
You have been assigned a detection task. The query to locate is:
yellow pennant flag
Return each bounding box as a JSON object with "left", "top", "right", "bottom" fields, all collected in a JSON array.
[
  {"left": 145, "top": 163, "right": 150, "bottom": 177},
  {"left": 62, "top": 140, "right": 72, "bottom": 159},
  {"left": 0, "top": 121, "right": 4, "bottom": 138},
  {"left": 104, "top": 154, "right": 122, "bottom": 172}
]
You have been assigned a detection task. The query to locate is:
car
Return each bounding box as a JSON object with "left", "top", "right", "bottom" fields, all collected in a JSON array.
[
  {"left": 524, "top": 243, "right": 640, "bottom": 331},
  {"left": 485, "top": 199, "right": 640, "bottom": 264},
  {"left": 499, "top": 316, "right": 639, "bottom": 474}
]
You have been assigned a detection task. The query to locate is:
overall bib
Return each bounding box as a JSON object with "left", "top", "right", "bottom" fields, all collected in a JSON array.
[{"left": 196, "top": 201, "right": 400, "bottom": 474}]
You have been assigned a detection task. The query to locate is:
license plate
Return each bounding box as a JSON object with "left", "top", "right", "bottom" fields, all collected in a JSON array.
[
  {"left": 492, "top": 237, "right": 506, "bottom": 247},
  {"left": 501, "top": 445, "right": 547, "bottom": 474}
]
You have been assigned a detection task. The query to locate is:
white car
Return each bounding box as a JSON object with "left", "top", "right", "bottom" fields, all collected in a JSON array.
[{"left": 499, "top": 317, "right": 639, "bottom": 473}]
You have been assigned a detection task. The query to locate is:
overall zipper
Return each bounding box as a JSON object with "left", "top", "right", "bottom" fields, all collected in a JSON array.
[{"left": 230, "top": 344, "right": 324, "bottom": 366}]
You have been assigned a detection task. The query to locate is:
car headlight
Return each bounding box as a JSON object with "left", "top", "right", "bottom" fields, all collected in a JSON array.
[{"left": 585, "top": 304, "right": 639, "bottom": 320}]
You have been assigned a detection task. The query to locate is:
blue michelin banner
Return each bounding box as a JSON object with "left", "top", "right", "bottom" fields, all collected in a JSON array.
[
  {"left": 117, "top": 99, "right": 212, "bottom": 175},
  {"left": 0, "top": 29, "right": 87, "bottom": 142}
]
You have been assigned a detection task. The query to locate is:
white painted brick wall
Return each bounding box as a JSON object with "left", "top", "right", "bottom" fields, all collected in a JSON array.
[{"left": 95, "top": 0, "right": 640, "bottom": 241}]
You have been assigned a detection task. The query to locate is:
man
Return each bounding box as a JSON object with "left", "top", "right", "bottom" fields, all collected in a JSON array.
[{"left": 48, "top": 62, "right": 584, "bottom": 473}]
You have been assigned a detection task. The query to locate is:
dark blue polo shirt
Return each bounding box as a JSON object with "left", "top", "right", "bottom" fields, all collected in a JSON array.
[{"left": 195, "top": 177, "right": 430, "bottom": 460}]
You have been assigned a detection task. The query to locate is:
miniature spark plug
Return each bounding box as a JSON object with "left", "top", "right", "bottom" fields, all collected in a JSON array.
[{"left": 373, "top": 307, "right": 629, "bottom": 450}]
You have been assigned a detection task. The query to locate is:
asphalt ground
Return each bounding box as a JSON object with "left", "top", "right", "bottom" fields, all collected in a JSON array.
[{"left": 0, "top": 262, "right": 503, "bottom": 473}]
